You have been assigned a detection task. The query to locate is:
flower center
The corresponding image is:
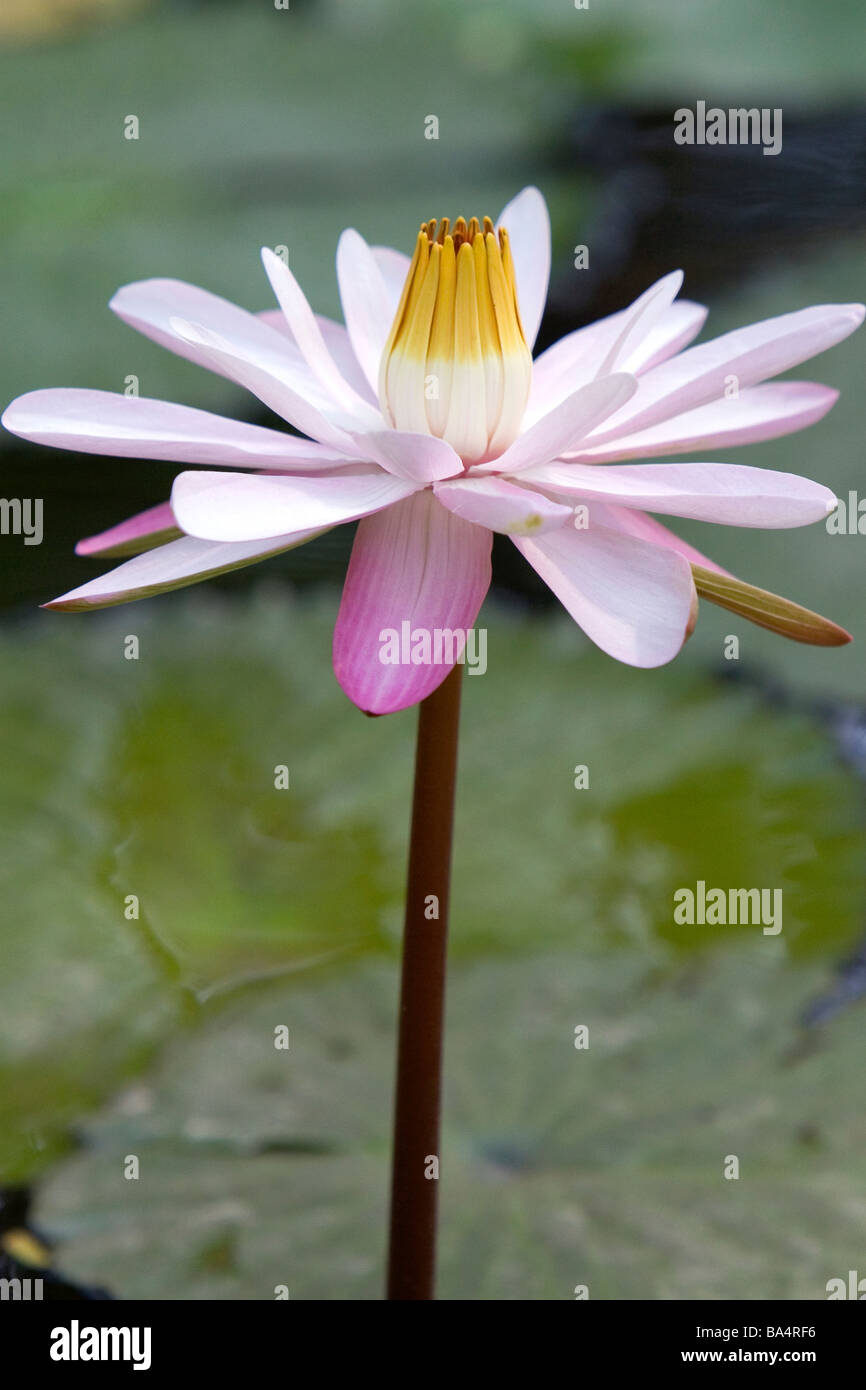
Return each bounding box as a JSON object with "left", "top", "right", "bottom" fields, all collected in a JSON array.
[{"left": 378, "top": 216, "right": 532, "bottom": 465}]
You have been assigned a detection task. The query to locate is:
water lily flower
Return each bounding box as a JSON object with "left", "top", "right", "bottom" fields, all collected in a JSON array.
[{"left": 3, "top": 187, "right": 861, "bottom": 713}]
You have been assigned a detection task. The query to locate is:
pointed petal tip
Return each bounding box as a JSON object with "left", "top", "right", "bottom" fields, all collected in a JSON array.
[
  {"left": 40, "top": 596, "right": 84, "bottom": 613},
  {"left": 822, "top": 302, "right": 865, "bottom": 332},
  {"left": 109, "top": 277, "right": 173, "bottom": 314},
  {"left": 500, "top": 184, "right": 547, "bottom": 210},
  {"left": 260, "top": 246, "right": 282, "bottom": 280},
  {"left": 42, "top": 592, "right": 140, "bottom": 613},
  {"left": 692, "top": 563, "right": 853, "bottom": 647},
  {"left": 509, "top": 185, "right": 548, "bottom": 222},
  {"left": 259, "top": 245, "right": 293, "bottom": 285},
  {"left": 795, "top": 619, "right": 853, "bottom": 648},
  {"left": 335, "top": 227, "right": 372, "bottom": 274},
  {"left": 801, "top": 301, "right": 864, "bottom": 322}
]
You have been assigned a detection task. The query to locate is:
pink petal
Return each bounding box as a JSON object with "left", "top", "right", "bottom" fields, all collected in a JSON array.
[
  {"left": 566, "top": 381, "right": 839, "bottom": 462},
  {"left": 171, "top": 469, "right": 419, "bottom": 542},
  {"left": 586, "top": 302, "right": 865, "bottom": 446},
  {"left": 434, "top": 476, "right": 572, "bottom": 535},
  {"left": 514, "top": 522, "right": 695, "bottom": 667},
  {"left": 2, "top": 389, "right": 349, "bottom": 470},
  {"left": 474, "top": 373, "right": 637, "bottom": 476},
  {"left": 526, "top": 295, "right": 705, "bottom": 426},
  {"left": 111, "top": 278, "right": 339, "bottom": 415},
  {"left": 44, "top": 531, "right": 321, "bottom": 611},
  {"left": 496, "top": 186, "right": 550, "bottom": 350},
  {"left": 522, "top": 459, "right": 836, "bottom": 527},
  {"left": 333, "top": 490, "right": 492, "bottom": 714},
  {"left": 337, "top": 229, "right": 396, "bottom": 396},
  {"left": 258, "top": 309, "right": 376, "bottom": 404},
  {"left": 260, "top": 248, "right": 379, "bottom": 423},
  {"left": 76, "top": 502, "right": 179, "bottom": 557}
]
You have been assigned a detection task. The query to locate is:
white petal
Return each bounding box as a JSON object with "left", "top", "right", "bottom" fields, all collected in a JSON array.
[
  {"left": 619, "top": 300, "right": 708, "bottom": 373},
  {"left": 565, "top": 381, "right": 839, "bottom": 462},
  {"left": 372, "top": 245, "right": 412, "bottom": 314},
  {"left": 585, "top": 302, "right": 866, "bottom": 446},
  {"left": 44, "top": 532, "right": 321, "bottom": 611},
  {"left": 171, "top": 469, "right": 419, "bottom": 542},
  {"left": 2, "top": 389, "right": 349, "bottom": 470},
  {"left": 496, "top": 186, "right": 550, "bottom": 350},
  {"left": 260, "top": 248, "right": 379, "bottom": 424},
  {"left": 434, "top": 476, "right": 572, "bottom": 535},
  {"left": 111, "top": 278, "right": 339, "bottom": 415},
  {"left": 168, "top": 316, "right": 359, "bottom": 453},
  {"left": 595, "top": 271, "right": 683, "bottom": 378},
  {"left": 586, "top": 501, "right": 728, "bottom": 574},
  {"left": 474, "top": 373, "right": 637, "bottom": 476},
  {"left": 521, "top": 459, "right": 837, "bottom": 527},
  {"left": 514, "top": 522, "right": 694, "bottom": 667},
  {"left": 525, "top": 284, "right": 701, "bottom": 427},
  {"left": 353, "top": 430, "right": 463, "bottom": 483},
  {"left": 337, "top": 229, "right": 396, "bottom": 396},
  {"left": 258, "top": 309, "right": 376, "bottom": 404}
]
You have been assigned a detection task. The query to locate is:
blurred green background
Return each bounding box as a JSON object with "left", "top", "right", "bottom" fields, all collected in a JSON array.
[{"left": 1, "top": 0, "right": 865, "bottom": 1299}]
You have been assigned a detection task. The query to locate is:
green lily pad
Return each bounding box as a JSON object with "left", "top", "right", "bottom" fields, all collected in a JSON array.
[
  {"left": 0, "top": 627, "right": 180, "bottom": 1181},
  {"left": 35, "top": 944, "right": 866, "bottom": 1299},
  {"left": 0, "top": 590, "right": 861, "bottom": 1186}
]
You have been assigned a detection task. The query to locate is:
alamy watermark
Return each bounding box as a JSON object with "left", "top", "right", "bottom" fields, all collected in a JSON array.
[
  {"left": 0, "top": 1275, "right": 43, "bottom": 1300},
  {"left": 0, "top": 497, "right": 42, "bottom": 545},
  {"left": 826, "top": 491, "right": 866, "bottom": 534},
  {"left": 378, "top": 623, "right": 487, "bottom": 675},
  {"left": 674, "top": 102, "right": 782, "bottom": 157},
  {"left": 673, "top": 880, "right": 783, "bottom": 935},
  {"left": 50, "top": 1320, "right": 151, "bottom": 1370},
  {"left": 827, "top": 1270, "right": 866, "bottom": 1299}
]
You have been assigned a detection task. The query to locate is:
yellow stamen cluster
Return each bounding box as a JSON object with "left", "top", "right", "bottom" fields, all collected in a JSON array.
[{"left": 378, "top": 216, "right": 532, "bottom": 465}]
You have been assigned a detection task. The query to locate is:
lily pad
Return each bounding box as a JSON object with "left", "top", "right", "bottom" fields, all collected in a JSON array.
[
  {"left": 35, "top": 945, "right": 866, "bottom": 1299},
  {"left": 0, "top": 590, "right": 861, "bottom": 1187}
]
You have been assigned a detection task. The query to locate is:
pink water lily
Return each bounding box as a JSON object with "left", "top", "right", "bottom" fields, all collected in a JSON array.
[{"left": 3, "top": 187, "right": 862, "bottom": 713}]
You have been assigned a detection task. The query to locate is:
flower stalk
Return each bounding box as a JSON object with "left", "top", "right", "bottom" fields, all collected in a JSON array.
[{"left": 386, "top": 662, "right": 464, "bottom": 1300}]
